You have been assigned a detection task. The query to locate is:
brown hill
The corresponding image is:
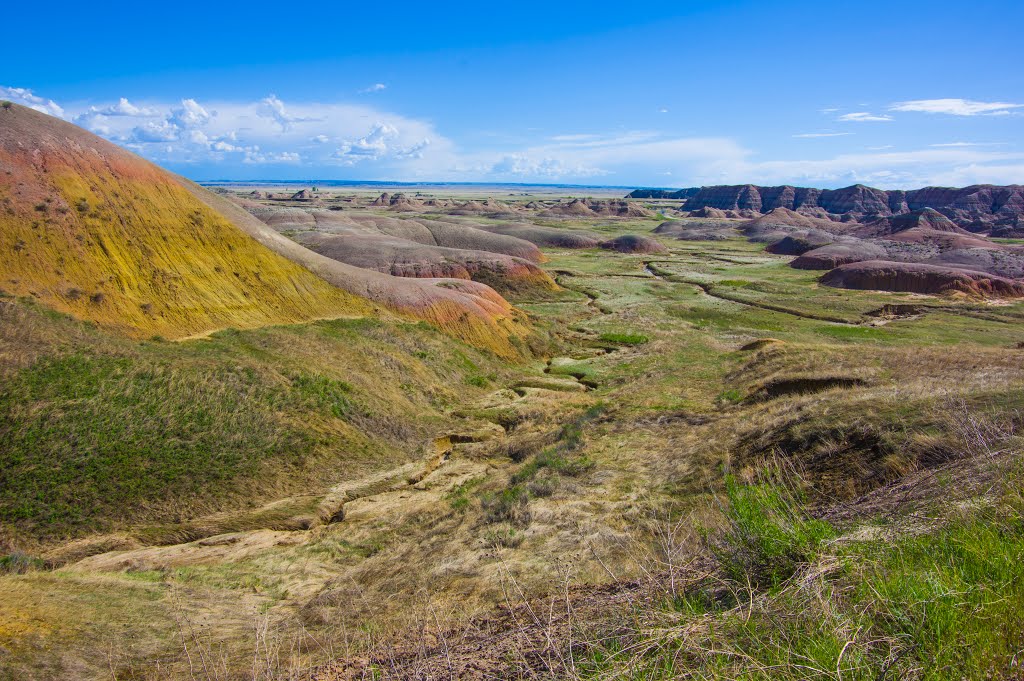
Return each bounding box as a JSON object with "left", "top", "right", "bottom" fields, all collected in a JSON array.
[
  {"left": 598, "top": 234, "right": 667, "bottom": 254},
  {"left": 476, "top": 222, "right": 602, "bottom": 249},
  {"left": 0, "top": 104, "right": 369, "bottom": 339},
  {"left": 820, "top": 260, "right": 1024, "bottom": 298}
]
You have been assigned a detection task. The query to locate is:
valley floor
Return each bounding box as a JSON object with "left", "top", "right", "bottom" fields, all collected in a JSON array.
[{"left": 2, "top": 208, "right": 1024, "bottom": 680}]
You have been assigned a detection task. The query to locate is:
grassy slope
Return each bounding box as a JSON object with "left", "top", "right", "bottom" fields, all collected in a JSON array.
[{"left": 0, "top": 297, "right": 512, "bottom": 545}]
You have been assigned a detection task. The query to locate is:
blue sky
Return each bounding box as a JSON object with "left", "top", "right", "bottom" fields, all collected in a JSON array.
[{"left": 3, "top": 0, "right": 1023, "bottom": 188}]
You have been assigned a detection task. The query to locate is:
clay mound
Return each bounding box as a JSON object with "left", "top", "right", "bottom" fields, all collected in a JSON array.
[
  {"left": 587, "top": 200, "right": 653, "bottom": 218},
  {"left": 598, "top": 234, "right": 667, "bottom": 254},
  {"left": 206, "top": 195, "right": 533, "bottom": 357},
  {"left": 992, "top": 224, "right": 1024, "bottom": 239},
  {"left": 542, "top": 199, "right": 597, "bottom": 217},
  {"left": 745, "top": 207, "right": 843, "bottom": 233},
  {"left": 248, "top": 205, "right": 319, "bottom": 231},
  {"left": 307, "top": 215, "right": 545, "bottom": 263},
  {"left": 248, "top": 190, "right": 266, "bottom": 199},
  {"left": 766, "top": 230, "right": 839, "bottom": 255},
  {"left": 387, "top": 193, "right": 424, "bottom": 212},
  {"left": 820, "top": 260, "right": 1024, "bottom": 298},
  {"left": 688, "top": 206, "right": 729, "bottom": 219},
  {"left": 855, "top": 208, "right": 964, "bottom": 238},
  {"left": 290, "top": 189, "right": 315, "bottom": 200},
  {"left": 478, "top": 223, "right": 601, "bottom": 249},
  {"left": 294, "top": 231, "right": 557, "bottom": 295},
  {"left": 792, "top": 242, "right": 888, "bottom": 269},
  {"left": 370, "top": 192, "right": 392, "bottom": 206},
  {"left": 0, "top": 104, "right": 369, "bottom": 340},
  {"left": 409, "top": 219, "right": 545, "bottom": 262},
  {"left": 654, "top": 220, "right": 739, "bottom": 241},
  {"left": 883, "top": 228, "right": 997, "bottom": 250},
  {"left": 928, "top": 248, "right": 1024, "bottom": 279}
]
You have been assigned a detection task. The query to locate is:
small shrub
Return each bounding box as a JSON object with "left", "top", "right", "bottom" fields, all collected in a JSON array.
[
  {"left": 0, "top": 552, "right": 44, "bottom": 574},
  {"left": 1, "top": 101, "right": 12, "bottom": 111},
  {"left": 527, "top": 470, "right": 560, "bottom": 497},
  {"left": 718, "top": 388, "right": 744, "bottom": 404},
  {"left": 481, "top": 485, "right": 531, "bottom": 526},
  {"left": 465, "top": 374, "right": 493, "bottom": 388},
  {"left": 710, "top": 473, "right": 834, "bottom": 590},
  {"left": 483, "top": 524, "right": 524, "bottom": 549},
  {"left": 446, "top": 477, "right": 483, "bottom": 511}
]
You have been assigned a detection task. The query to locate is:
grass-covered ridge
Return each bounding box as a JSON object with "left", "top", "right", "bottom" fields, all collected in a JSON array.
[{"left": 0, "top": 299, "right": 511, "bottom": 543}]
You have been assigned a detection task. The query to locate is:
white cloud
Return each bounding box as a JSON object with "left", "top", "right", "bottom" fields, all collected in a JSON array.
[
  {"left": 170, "top": 99, "right": 212, "bottom": 129},
  {"left": 84, "top": 97, "right": 158, "bottom": 117},
  {"left": 838, "top": 112, "right": 893, "bottom": 122},
  {"left": 793, "top": 132, "right": 853, "bottom": 138},
  {"left": 658, "top": 107, "right": 669, "bottom": 113},
  {"left": 488, "top": 154, "right": 608, "bottom": 179},
  {"left": 257, "top": 94, "right": 319, "bottom": 131},
  {"left": 359, "top": 83, "right": 387, "bottom": 93},
  {"left": 929, "top": 141, "right": 1006, "bottom": 148},
  {"left": 8, "top": 85, "right": 1024, "bottom": 186},
  {"left": 334, "top": 122, "right": 431, "bottom": 165},
  {"left": 0, "top": 86, "right": 65, "bottom": 118},
  {"left": 890, "top": 98, "right": 1023, "bottom": 116}
]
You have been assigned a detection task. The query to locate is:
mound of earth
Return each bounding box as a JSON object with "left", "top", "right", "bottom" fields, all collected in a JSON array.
[
  {"left": 765, "top": 230, "right": 841, "bottom": 255},
  {"left": 744, "top": 207, "right": 843, "bottom": 232},
  {"left": 0, "top": 104, "right": 369, "bottom": 339},
  {"left": 687, "top": 206, "right": 729, "bottom": 219},
  {"left": 792, "top": 242, "right": 889, "bottom": 269},
  {"left": 855, "top": 208, "right": 963, "bottom": 238},
  {"left": 290, "top": 189, "right": 316, "bottom": 200},
  {"left": 209, "top": 196, "right": 533, "bottom": 355},
  {"left": 294, "top": 231, "right": 557, "bottom": 294},
  {"left": 241, "top": 207, "right": 556, "bottom": 296},
  {"left": 653, "top": 220, "right": 739, "bottom": 241},
  {"left": 820, "top": 260, "right": 1024, "bottom": 298},
  {"left": 541, "top": 198, "right": 596, "bottom": 217},
  {"left": 477, "top": 222, "right": 602, "bottom": 248},
  {"left": 928, "top": 248, "right": 1024, "bottom": 279},
  {"left": 598, "top": 234, "right": 667, "bottom": 254}
]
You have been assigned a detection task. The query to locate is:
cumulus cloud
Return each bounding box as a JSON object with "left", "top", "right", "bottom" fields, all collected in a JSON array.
[
  {"left": 83, "top": 97, "right": 158, "bottom": 117},
  {"left": 838, "top": 112, "right": 893, "bottom": 122},
  {"left": 488, "top": 155, "right": 608, "bottom": 179},
  {"left": 890, "top": 98, "right": 1023, "bottom": 116},
  {"left": 334, "top": 123, "right": 431, "bottom": 165},
  {"left": 169, "top": 99, "right": 212, "bottom": 129},
  {"left": 0, "top": 86, "right": 65, "bottom": 118},
  {"left": 359, "top": 83, "right": 387, "bottom": 93}
]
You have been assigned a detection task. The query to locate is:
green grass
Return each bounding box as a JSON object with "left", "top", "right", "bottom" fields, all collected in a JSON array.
[
  {"left": 0, "top": 302, "right": 508, "bottom": 541},
  {"left": 598, "top": 332, "right": 650, "bottom": 345},
  {"left": 580, "top": 466, "right": 1024, "bottom": 679}
]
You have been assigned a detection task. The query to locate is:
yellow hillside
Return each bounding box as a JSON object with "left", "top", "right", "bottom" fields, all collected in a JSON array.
[{"left": 0, "top": 104, "right": 370, "bottom": 339}]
